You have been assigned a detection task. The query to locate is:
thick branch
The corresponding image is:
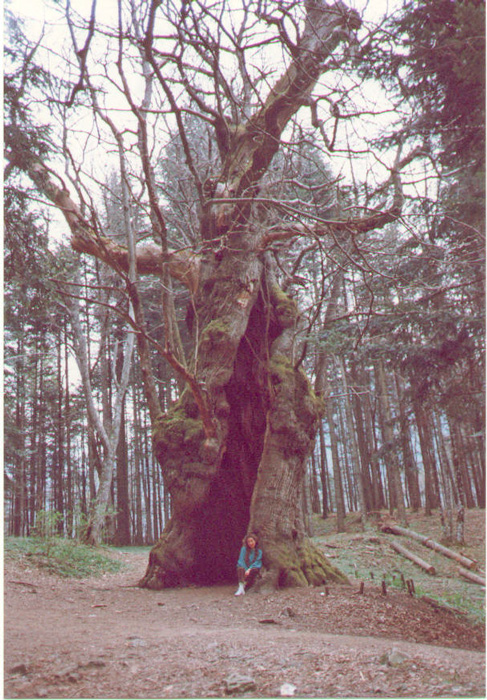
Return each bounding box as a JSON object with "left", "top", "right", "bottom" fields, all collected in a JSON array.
[
  {"left": 221, "top": 1, "right": 361, "bottom": 195},
  {"left": 258, "top": 146, "right": 417, "bottom": 248},
  {"left": 23, "top": 158, "right": 201, "bottom": 291},
  {"left": 258, "top": 200, "right": 400, "bottom": 249},
  {"left": 153, "top": 339, "right": 217, "bottom": 441}
]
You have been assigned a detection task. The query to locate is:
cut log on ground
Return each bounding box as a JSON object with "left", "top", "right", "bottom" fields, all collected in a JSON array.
[
  {"left": 389, "top": 541, "right": 436, "bottom": 575},
  {"left": 458, "top": 568, "right": 486, "bottom": 586},
  {"left": 381, "top": 525, "right": 478, "bottom": 570}
]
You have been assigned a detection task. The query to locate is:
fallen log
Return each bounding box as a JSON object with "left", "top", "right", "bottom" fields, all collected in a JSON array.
[
  {"left": 381, "top": 524, "right": 477, "bottom": 570},
  {"left": 389, "top": 541, "right": 436, "bottom": 575},
  {"left": 458, "top": 568, "right": 486, "bottom": 586}
]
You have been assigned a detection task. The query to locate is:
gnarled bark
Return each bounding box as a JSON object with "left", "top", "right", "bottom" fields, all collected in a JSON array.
[{"left": 139, "top": 254, "right": 348, "bottom": 589}]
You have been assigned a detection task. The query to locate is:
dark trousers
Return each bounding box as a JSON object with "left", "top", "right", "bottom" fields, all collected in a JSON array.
[{"left": 237, "top": 566, "right": 260, "bottom": 589}]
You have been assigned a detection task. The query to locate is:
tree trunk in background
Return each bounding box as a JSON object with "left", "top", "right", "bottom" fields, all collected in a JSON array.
[
  {"left": 132, "top": 378, "right": 144, "bottom": 544},
  {"left": 413, "top": 400, "right": 441, "bottom": 515},
  {"left": 36, "top": 347, "right": 47, "bottom": 516},
  {"left": 302, "top": 468, "right": 315, "bottom": 537},
  {"left": 55, "top": 337, "right": 66, "bottom": 532},
  {"left": 339, "top": 357, "right": 367, "bottom": 528},
  {"left": 468, "top": 428, "right": 484, "bottom": 507},
  {"left": 394, "top": 373, "right": 421, "bottom": 511},
  {"left": 85, "top": 453, "right": 117, "bottom": 545},
  {"left": 28, "top": 346, "right": 39, "bottom": 533},
  {"left": 64, "top": 322, "right": 73, "bottom": 537},
  {"left": 152, "top": 457, "right": 161, "bottom": 541},
  {"left": 87, "top": 422, "right": 99, "bottom": 502},
  {"left": 12, "top": 333, "right": 27, "bottom": 536},
  {"left": 434, "top": 413, "right": 456, "bottom": 541},
  {"left": 375, "top": 360, "right": 407, "bottom": 526},
  {"left": 318, "top": 424, "right": 329, "bottom": 519},
  {"left": 447, "top": 417, "right": 467, "bottom": 544},
  {"left": 457, "top": 427, "right": 476, "bottom": 508},
  {"left": 163, "top": 479, "right": 171, "bottom": 529},
  {"left": 325, "top": 398, "right": 346, "bottom": 532},
  {"left": 69, "top": 285, "right": 135, "bottom": 546},
  {"left": 363, "top": 382, "right": 385, "bottom": 511},
  {"left": 471, "top": 452, "right": 484, "bottom": 508},
  {"left": 310, "top": 454, "right": 322, "bottom": 515},
  {"left": 338, "top": 398, "right": 355, "bottom": 512},
  {"left": 471, "top": 403, "right": 486, "bottom": 508},
  {"left": 351, "top": 377, "right": 374, "bottom": 511},
  {"left": 313, "top": 267, "right": 348, "bottom": 529},
  {"left": 142, "top": 448, "right": 153, "bottom": 543},
  {"left": 80, "top": 436, "right": 88, "bottom": 527},
  {"left": 115, "top": 402, "right": 131, "bottom": 545}
]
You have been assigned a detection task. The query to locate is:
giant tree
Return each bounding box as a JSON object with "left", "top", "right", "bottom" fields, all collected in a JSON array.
[{"left": 6, "top": 0, "right": 425, "bottom": 588}]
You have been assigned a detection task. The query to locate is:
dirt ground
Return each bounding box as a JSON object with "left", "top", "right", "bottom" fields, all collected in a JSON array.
[{"left": 4, "top": 547, "right": 485, "bottom": 700}]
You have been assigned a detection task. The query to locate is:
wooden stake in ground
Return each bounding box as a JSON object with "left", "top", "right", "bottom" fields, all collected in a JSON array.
[
  {"left": 382, "top": 525, "right": 478, "bottom": 570},
  {"left": 389, "top": 541, "right": 436, "bottom": 575}
]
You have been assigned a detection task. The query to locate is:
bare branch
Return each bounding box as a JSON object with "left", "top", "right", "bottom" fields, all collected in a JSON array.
[
  {"left": 24, "top": 157, "right": 201, "bottom": 290},
  {"left": 65, "top": 0, "right": 97, "bottom": 107}
]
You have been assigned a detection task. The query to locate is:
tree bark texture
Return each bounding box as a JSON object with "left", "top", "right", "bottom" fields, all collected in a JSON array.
[
  {"left": 375, "top": 360, "right": 407, "bottom": 526},
  {"left": 339, "top": 357, "right": 367, "bottom": 528},
  {"left": 389, "top": 541, "right": 436, "bottom": 575},
  {"left": 139, "top": 251, "right": 348, "bottom": 588},
  {"left": 458, "top": 568, "right": 486, "bottom": 586}
]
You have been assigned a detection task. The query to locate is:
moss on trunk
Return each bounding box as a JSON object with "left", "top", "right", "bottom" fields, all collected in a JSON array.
[{"left": 139, "top": 275, "right": 348, "bottom": 591}]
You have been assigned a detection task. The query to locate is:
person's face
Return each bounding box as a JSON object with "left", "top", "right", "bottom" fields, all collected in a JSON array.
[{"left": 247, "top": 537, "right": 256, "bottom": 549}]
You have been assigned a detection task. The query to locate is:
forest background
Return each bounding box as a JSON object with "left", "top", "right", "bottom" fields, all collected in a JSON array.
[{"left": 4, "top": 0, "right": 485, "bottom": 569}]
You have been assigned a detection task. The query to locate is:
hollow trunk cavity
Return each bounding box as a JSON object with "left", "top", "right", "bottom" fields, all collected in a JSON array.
[{"left": 139, "top": 256, "right": 348, "bottom": 589}]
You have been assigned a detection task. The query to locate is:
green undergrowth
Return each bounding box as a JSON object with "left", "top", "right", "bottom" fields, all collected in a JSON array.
[
  {"left": 5, "top": 536, "right": 125, "bottom": 578},
  {"left": 312, "top": 509, "right": 486, "bottom": 626}
]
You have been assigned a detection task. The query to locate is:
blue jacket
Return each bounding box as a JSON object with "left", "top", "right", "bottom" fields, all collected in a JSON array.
[{"left": 237, "top": 545, "right": 262, "bottom": 570}]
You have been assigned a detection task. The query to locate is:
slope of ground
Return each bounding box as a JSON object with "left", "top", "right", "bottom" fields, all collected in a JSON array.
[
  {"left": 4, "top": 509, "right": 485, "bottom": 699},
  {"left": 312, "top": 508, "right": 486, "bottom": 625}
]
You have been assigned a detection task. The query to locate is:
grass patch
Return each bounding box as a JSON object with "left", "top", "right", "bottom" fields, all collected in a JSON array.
[{"left": 5, "top": 536, "right": 125, "bottom": 579}]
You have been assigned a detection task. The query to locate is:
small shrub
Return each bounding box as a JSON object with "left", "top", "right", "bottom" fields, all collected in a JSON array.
[{"left": 32, "top": 510, "right": 64, "bottom": 539}]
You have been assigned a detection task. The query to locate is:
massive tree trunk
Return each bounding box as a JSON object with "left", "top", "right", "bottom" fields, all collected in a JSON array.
[
  {"left": 139, "top": 251, "right": 348, "bottom": 588},
  {"left": 134, "top": 0, "right": 364, "bottom": 589}
]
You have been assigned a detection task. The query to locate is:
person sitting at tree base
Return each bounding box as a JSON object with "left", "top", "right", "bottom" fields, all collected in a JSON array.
[{"left": 235, "top": 532, "right": 262, "bottom": 596}]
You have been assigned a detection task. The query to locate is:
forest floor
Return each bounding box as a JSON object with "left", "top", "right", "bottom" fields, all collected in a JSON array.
[{"left": 4, "top": 510, "right": 485, "bottom": 699}]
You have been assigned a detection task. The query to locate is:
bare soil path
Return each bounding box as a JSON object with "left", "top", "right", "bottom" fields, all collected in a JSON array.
[{"left": 4, "top": 551, "right": 485, "bottom": 699}]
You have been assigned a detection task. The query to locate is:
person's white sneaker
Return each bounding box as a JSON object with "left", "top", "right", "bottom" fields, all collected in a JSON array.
[{"left": 234, "top": 583, "right": 245, "bottom": 596}]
